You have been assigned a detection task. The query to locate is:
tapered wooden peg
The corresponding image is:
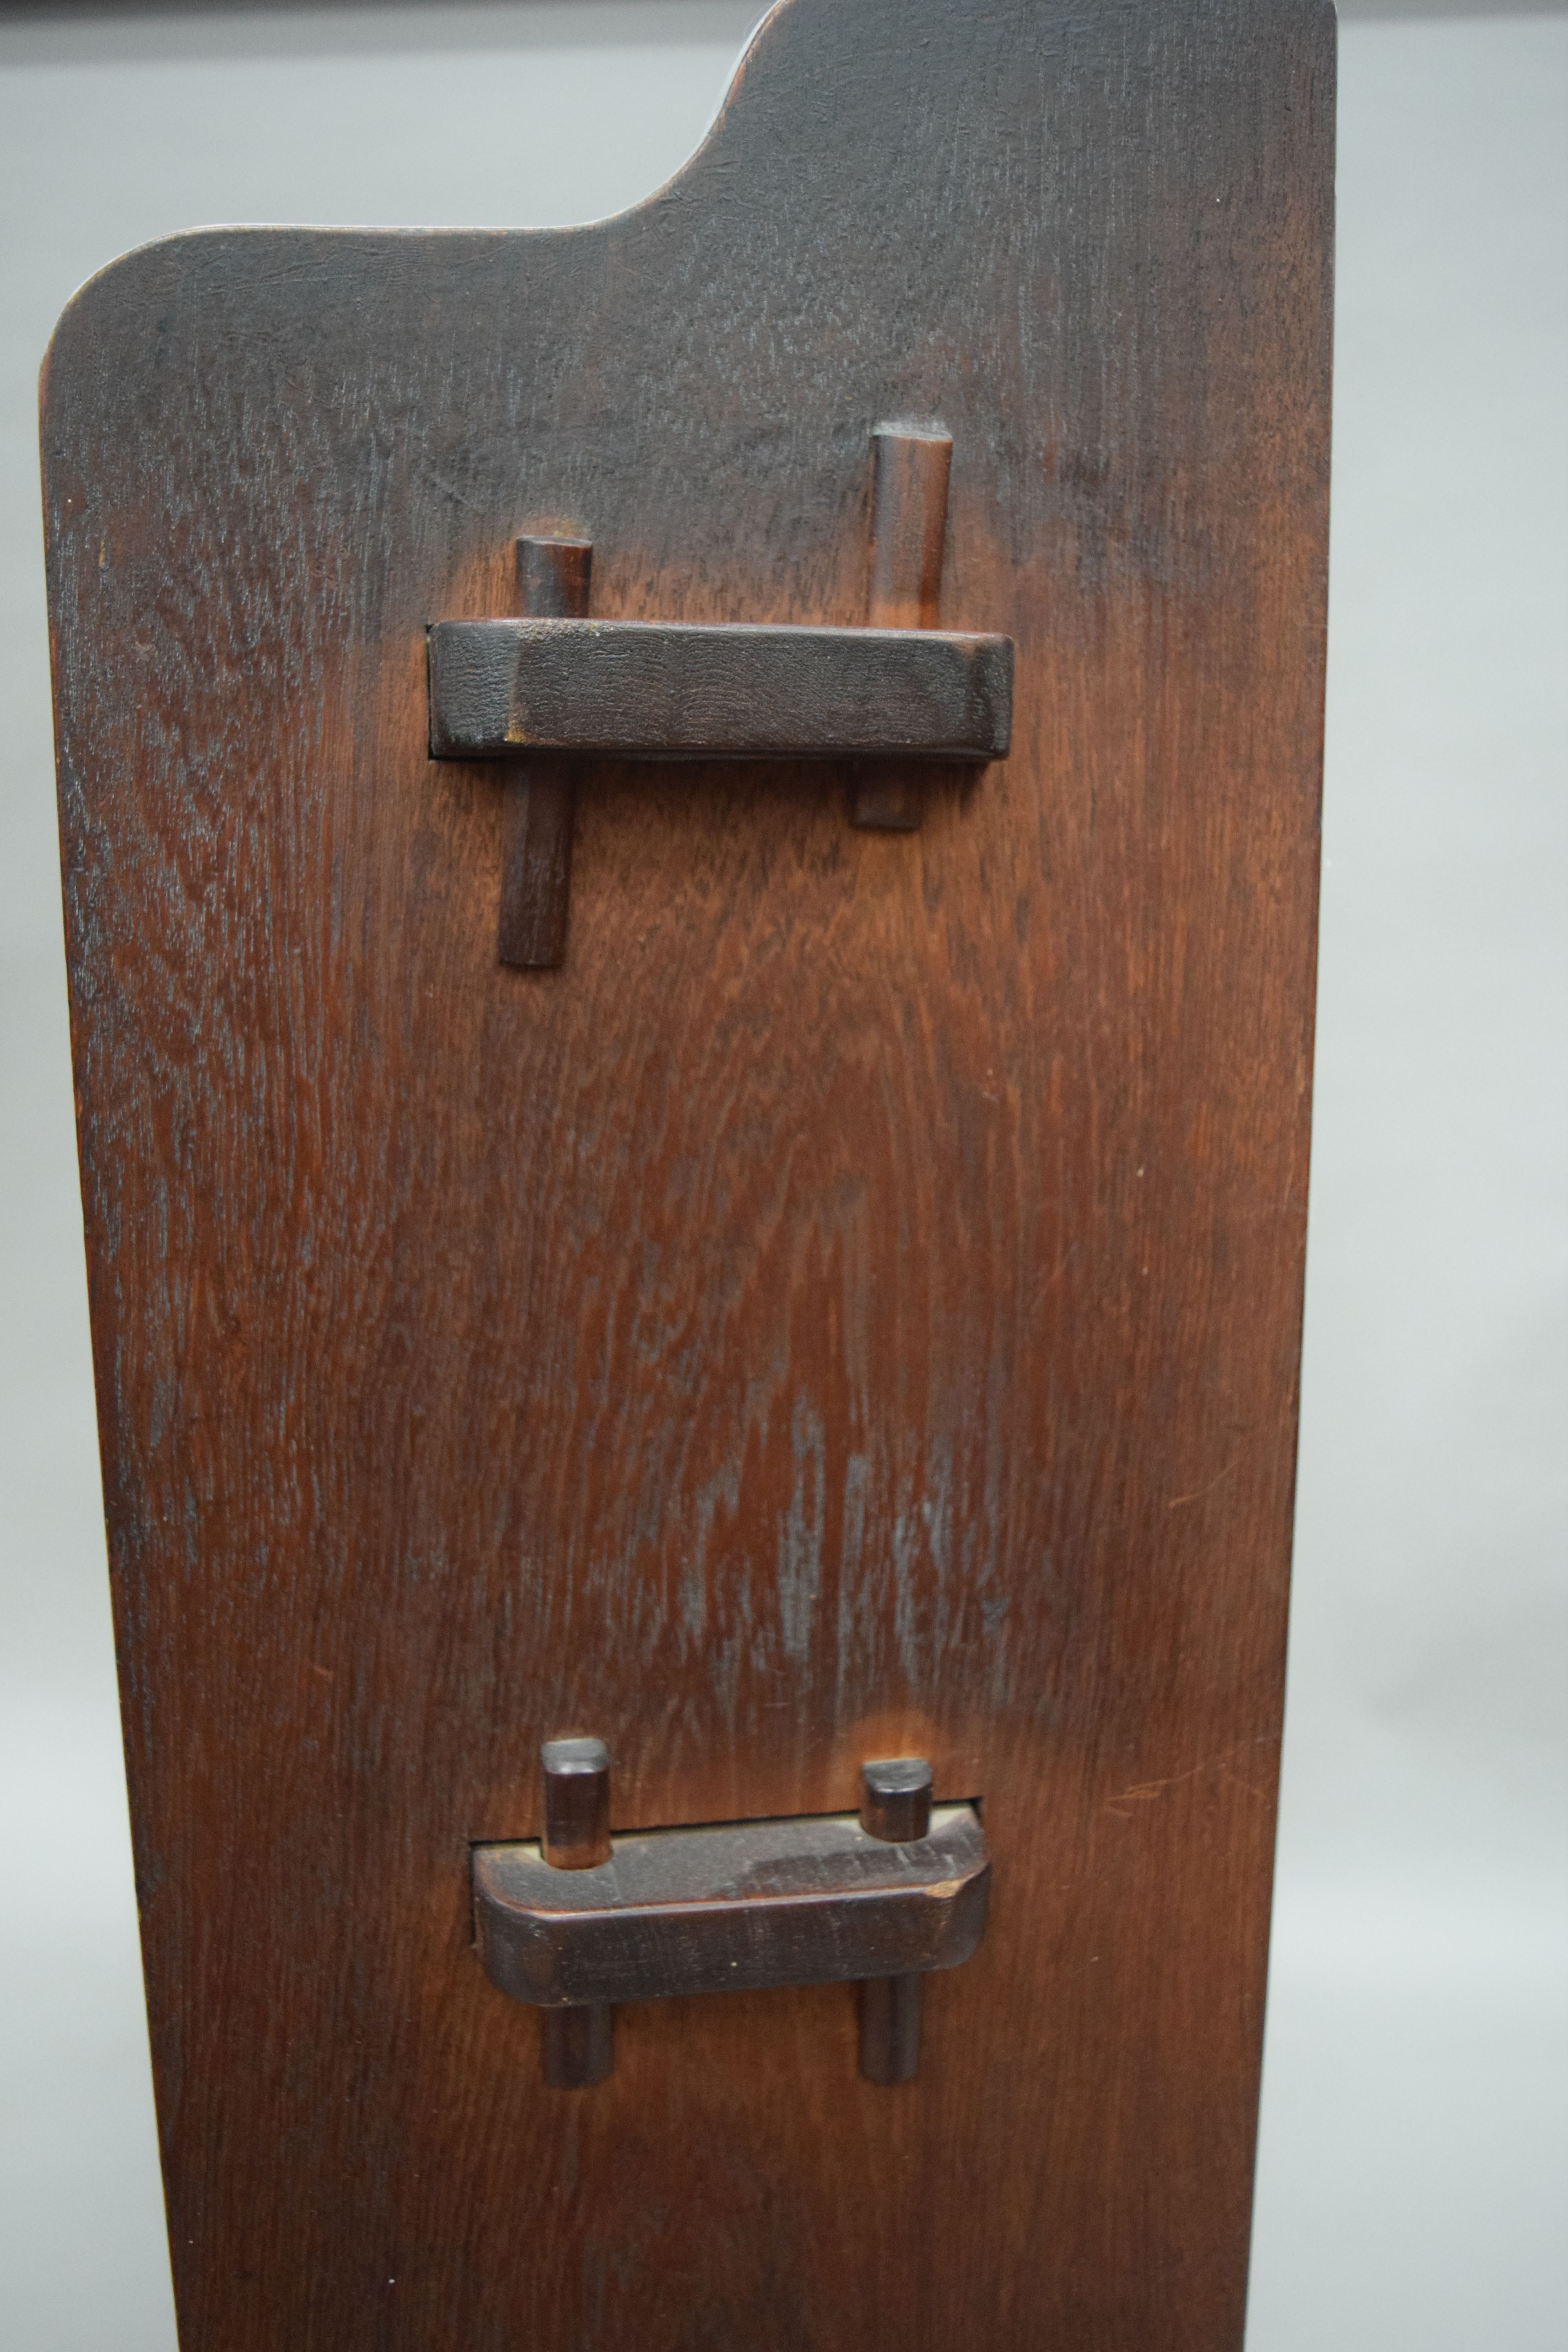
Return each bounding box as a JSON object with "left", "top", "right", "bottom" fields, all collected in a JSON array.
[
  {"left": 539, "top": 1735, "right": 613, "bottom": 2086},
  {"left": 857, "top": 1756, "right": 934, "bottom": 2084},
  {"left": 541, "top": 1735, "right": 612, "bottom": 1870},
  {"left": 851, "top": 428, "right": 952, "bottom": 831},
  {"left": 498, "top": 534, "right": 593, "bottom": 969}
]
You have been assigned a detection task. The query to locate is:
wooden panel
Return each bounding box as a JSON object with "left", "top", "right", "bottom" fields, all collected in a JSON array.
[{"left": 41, "top": 0, "right": 1334, "bottom": 2344}]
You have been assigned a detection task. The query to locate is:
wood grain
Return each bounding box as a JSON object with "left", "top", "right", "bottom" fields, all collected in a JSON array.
[{"left": 42, "top": 0, "right": 1334, "bottom": 2343}]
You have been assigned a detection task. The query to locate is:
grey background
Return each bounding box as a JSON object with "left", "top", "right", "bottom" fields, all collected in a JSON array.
[{"left": 1, "top": 6, "right": 1564, "bottom": 2346}]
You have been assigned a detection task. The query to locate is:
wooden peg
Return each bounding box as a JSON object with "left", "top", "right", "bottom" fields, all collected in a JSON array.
[
  {"left": 498, "top": 535, "right": 593, "bottom": 968},
  {"left": 859, "top": 1755, "right": 933, "bottom": 1843},
  {"left": 541, "top": 1735, "right": 612, "bottom": 1870},
  {"left": 851, "top": 427, "right": 953, "bottom": 831},
  {"left": 541, "top": 2000, "right": 613, "bottom": 2092},
  {"left": 856, "top": 1756, "right": 934, "bottom": 2084},
  {"left": 539, "top": 1735, "right": 613, "bottom": 2086}
]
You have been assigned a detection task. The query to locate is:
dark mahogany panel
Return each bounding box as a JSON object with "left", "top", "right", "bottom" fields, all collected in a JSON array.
[{"left": 42, "top": 0, "right": 1333, "bottom": 2344}]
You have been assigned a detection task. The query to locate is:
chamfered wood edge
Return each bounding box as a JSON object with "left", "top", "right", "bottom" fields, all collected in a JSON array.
[
  {"left": 474, "top": 1803, "right": 992, "bottom": 2007},
  {"left": 427, "top": 619, "right": 1014, "bottom": 759}
]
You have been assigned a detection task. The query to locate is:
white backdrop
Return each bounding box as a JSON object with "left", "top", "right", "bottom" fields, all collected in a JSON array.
[{"left": 1, "top": 8, "right": 1563, "bottom": 2347}]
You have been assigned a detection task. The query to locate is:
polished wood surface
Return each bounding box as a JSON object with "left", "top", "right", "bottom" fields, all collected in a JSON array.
[{"left": 42, "top": 0, "right": 1334, "bottom": 2343}]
